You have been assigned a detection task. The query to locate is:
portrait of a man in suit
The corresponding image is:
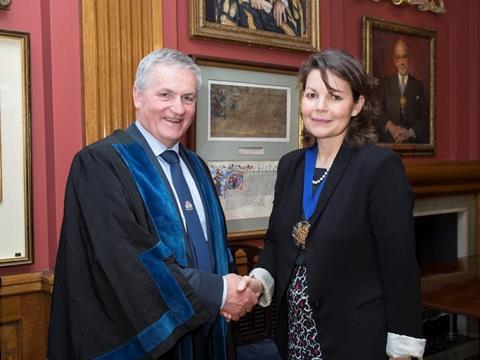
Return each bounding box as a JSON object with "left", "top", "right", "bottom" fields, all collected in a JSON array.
[{"left": 376, "top": 39, "right": 429, "bottom": 144}]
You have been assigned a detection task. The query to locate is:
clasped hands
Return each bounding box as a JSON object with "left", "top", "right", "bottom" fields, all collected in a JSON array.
[
  {"left": 220, "top": 274, "right": 262, "bottom": 321},
  {"left": 386, "top": 121, "right": 413, "bottom": 143}
]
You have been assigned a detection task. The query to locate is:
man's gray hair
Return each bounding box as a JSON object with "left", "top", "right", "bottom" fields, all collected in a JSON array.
[{"left": 134, "top": 48, "right": 201, "bottom": 91}]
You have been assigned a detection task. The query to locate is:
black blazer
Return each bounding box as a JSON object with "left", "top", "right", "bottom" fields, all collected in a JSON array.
[
  {"left": 256, "top": 144, "right": 423, "bottom": 359},
  {"left": 377, "top": 74, "right": 428, "bottom": 143}
]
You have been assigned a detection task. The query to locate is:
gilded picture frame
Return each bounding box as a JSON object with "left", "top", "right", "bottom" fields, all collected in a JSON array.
[
  {"left": 189, "top": 0, "right": 319, "bottom": 52},
  {"left": 192, "top": 57, "right": 301, "bottom": 235},
  {"left": 362, "top": 16, "right": 436, "bottom": 156},
  {"left": 0, "top": 29, "right": 32, "bottom": 266}
]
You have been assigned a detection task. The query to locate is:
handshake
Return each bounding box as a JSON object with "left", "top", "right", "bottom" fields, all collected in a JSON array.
[{"left": 220, "top": 274, "right": 263, "bottom": 321}]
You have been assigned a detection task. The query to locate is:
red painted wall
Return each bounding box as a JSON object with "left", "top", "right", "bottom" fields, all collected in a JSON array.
[{"left": 0, "top": 0, "right": 478, "bottom": 275}]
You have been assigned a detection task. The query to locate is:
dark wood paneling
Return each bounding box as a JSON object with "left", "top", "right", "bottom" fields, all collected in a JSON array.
[
  {"left": 0, "top": 272, "right": 53, "bottom": 360},
  {"left": 405, "top": 161, "right": 480, "bottom": 197},
  {"left": 0, "top": 320, "right": 20, "bottom": 359}
]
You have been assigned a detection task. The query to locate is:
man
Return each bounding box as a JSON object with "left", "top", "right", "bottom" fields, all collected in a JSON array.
[
  {"left": 377, "top": 39, "right": 428, "bottom": 143},
  {"left": 48, "top": 48, "right": 258, "bottom": 359}
]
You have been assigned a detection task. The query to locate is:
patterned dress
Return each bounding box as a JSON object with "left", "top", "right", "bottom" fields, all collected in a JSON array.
[{"left": 287, "top": 265, "right": 323, "bottom": 359}]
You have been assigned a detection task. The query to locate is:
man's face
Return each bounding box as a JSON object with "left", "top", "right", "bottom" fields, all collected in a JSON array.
[
  {"left": 133, "top": 64, "right": 197, "bottom": 148},
  {"left": 394, "top": 42, "right": 409, "bottom": 76}
]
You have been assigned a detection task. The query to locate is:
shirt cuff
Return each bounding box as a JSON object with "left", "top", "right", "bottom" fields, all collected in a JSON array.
[
  {"left": 220, "top": 276, "right": 227, "bottom": 308},
  {"left": 386, "top": 332, "right": 426, "bottom": 359},
  {"left": 249, "top": 268, "right": 274, "bottom": 307}
]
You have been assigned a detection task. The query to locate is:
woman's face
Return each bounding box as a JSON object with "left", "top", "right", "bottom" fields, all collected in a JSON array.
[{"left": 301, "top": 69, "right": 364, "bottom": 145}]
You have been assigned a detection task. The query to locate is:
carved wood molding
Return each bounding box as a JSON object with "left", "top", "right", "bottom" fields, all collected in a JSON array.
[
  {"left": 81, "top": 0, "right": 163, "bottom": 145},
  {"left": 405, "top": 160, "right": 480, "bottom": 197},
  {"left": 0, "top": 271, "right": 53, "bottom": 296}
]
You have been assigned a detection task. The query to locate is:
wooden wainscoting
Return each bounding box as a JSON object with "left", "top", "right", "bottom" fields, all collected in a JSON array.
[
  {"left": 406, "top": 161, "right": 480, "bottom": 198},
  {"left": 0, "top": 272, "right": 53, "bottom": 359}
]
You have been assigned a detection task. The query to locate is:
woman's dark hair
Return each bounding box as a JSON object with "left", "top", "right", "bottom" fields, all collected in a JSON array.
[{"left": 298, "top": 48, "right": 379, "bottom": 148}]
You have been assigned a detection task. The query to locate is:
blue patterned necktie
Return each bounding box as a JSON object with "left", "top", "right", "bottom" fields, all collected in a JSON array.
[{"left": 160, "top": 150, "right": 212, "bottom": 272}]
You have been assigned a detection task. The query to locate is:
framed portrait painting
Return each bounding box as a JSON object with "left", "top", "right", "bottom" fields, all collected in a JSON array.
[
  {"left": 362, "top": 16, "right": 436, "bottom": 156},
  {"left": 192, "top": 57, "right": 301, "bottom": 235},
  {"left": 0, "top": 29, "right": 32, "bottom": 266},
  {"left": 189, "top": 0, "right": 319, "bottom": 52}
]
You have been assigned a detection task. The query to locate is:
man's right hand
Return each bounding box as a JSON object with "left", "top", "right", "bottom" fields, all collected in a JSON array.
[{"left": 220, "top": 274, "right": 259, "bottom": 321}]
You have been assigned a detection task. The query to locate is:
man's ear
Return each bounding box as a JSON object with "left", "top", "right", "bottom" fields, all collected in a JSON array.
[
  {"left": 352, "top": 95, "right": 365, "bottom": 116},
  {"left": 133, "top": 86, "right": 141, "bottom": 108}
]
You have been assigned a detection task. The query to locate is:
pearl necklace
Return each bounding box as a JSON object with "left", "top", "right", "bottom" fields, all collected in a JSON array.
[{"left": 312, "top": 167, "right": 330, "bottom": 185}]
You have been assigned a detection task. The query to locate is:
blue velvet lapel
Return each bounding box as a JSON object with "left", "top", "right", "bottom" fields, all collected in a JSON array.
[
  {"left": 125, "top": 125, "right": 189, "bottom": 247},
  {"left": 114, "top": 141, "right": 188, "bottom": 266}
]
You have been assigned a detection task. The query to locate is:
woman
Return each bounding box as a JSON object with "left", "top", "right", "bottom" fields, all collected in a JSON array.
[{"left": 236, "top": 49, "right": 425, "bottom": 359}]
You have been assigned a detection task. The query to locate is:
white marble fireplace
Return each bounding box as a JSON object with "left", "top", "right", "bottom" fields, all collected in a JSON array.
[{"left": 413, "top": 194, "right": 477, "bottom": 259}]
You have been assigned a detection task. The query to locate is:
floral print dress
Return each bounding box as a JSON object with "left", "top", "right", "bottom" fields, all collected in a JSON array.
[{"left": 287, "top": 265, "right": 323, "bottom": 359}]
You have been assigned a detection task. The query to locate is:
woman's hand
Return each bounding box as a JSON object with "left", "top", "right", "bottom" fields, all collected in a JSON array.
[{"left": 236, "top": 275, "right": 263, "bottom": 296}]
